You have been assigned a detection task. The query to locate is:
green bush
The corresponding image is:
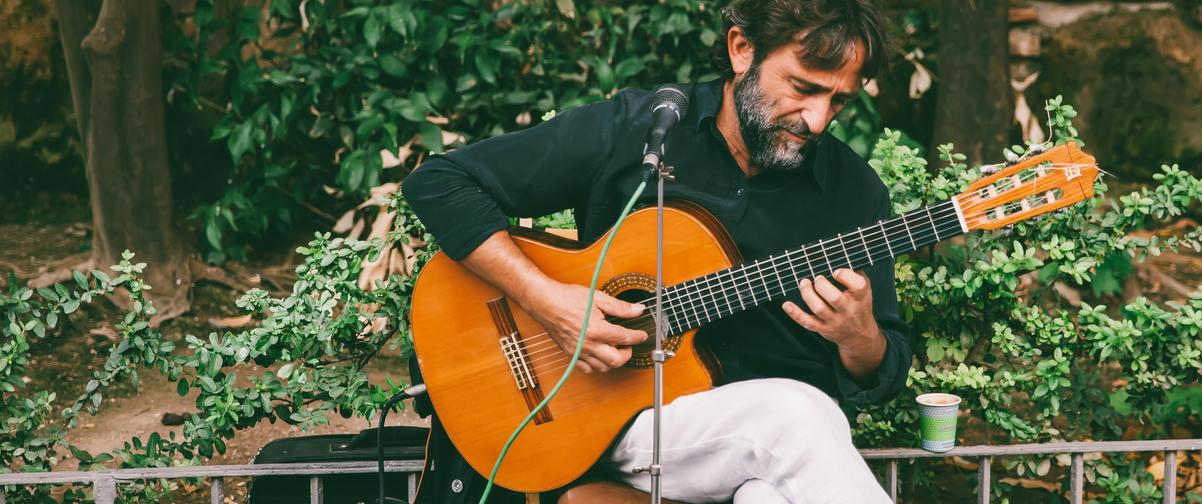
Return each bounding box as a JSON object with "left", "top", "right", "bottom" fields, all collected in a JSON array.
[
  {"left": 167, "top": 0, "right": 727, "bottom": 261},
  {"left": 854, "top": 99, "right": 1201, "bottom": 501}
]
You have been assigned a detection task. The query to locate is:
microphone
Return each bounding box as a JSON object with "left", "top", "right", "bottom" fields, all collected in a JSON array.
[{"left": 641, "top": 86, "right": 689, "bottom": 179}]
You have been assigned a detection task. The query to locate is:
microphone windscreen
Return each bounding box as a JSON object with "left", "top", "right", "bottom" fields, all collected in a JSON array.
[{"left": 653, "top": 86, "right": 689, "bottom": 118}]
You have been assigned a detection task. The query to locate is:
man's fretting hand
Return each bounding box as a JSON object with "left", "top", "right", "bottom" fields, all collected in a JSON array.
[{"left": 781, "top": 268, "right": 886, "bottom": 382}]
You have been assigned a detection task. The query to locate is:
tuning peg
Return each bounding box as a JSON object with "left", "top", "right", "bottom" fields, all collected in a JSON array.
[
  {"left": 1028, "top": 143, "right": 1047, "bottom": 155},
  {"left": 980, "top": 163, "right": 1004, "bottom": 175},
  {"left": 1004, "top": 150, "right": 1022, "bottom": 166},
  {"left": 1001, "top": 225, "right": 1015, "bottom": 234}
]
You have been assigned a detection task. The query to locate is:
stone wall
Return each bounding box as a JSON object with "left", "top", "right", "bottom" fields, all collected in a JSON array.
[{"left": 1020, "top": 1, "right": 1202, "bottom": 179}]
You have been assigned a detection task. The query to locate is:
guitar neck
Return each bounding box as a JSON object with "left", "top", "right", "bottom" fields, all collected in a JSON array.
[{"left": 659, "top": 198, "right": 967, "bottom": 335}]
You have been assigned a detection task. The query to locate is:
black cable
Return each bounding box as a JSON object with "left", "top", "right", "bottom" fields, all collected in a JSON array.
[{"left": 378, "top": 384, "right": 427, "bottom": 504}]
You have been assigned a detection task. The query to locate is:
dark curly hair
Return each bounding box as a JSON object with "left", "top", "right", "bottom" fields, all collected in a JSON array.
[{"left": 711, "top": 0, "right": 887, "bottom": 80}]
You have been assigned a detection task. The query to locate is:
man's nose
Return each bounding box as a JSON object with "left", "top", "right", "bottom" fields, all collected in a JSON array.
[{"left": 801, "top": 100, "right": 834, "bottom": 135}]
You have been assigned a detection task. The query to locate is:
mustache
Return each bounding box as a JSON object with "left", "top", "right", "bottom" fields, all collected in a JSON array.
[{"left": 773, "top": 121, "right": 817, "bottom": 143}]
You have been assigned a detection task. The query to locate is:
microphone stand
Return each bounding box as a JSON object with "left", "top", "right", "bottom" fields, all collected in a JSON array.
[{"left": 649, "top": 159, "right": 674, "bottom": 504}]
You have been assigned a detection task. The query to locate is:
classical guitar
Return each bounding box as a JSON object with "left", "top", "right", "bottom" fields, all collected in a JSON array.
[{"left": 409, "top": 142, "right": 1099, "bottom": 492}]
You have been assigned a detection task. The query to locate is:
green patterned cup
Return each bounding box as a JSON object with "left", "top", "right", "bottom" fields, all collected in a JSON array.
[{"left": 916, "top": 393, "right": 961, "bottom": 453}]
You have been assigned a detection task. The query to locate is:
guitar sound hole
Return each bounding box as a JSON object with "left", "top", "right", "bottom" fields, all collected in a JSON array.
[{"left": 613, "top": 288, "right": 659, "bottom": 354}]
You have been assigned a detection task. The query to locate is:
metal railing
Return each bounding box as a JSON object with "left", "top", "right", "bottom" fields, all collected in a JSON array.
[
  {"left": 0, "top": 460, "right": 424, "bottom": 504},
  {"left": 0, "top": 439, "right": 1197, "bottom": 504},
  {"left": 862, "top": 439, "right": 1202, "bottom": 504}
]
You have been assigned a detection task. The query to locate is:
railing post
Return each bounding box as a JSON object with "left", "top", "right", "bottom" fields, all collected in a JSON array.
[
  {"left": 408, "top": 472, "right": 418, "bottom": 502},
  {"left": 211, "top": 476, "right": 224, "bottom": 504},
  {"left": 977, "top": 457, "right": 990, "bottom": 504},
  {"left": 310, "top": 475, "right": 323, "bottom": 504},
  {"left": 1163, "top": 450, "right": 1176, "bottom": 504},
  {"left": 94, "top": 474, "right": 117, "bottom": 504},
  {"left": 884, "top": 459, "right": 894, "bottom": 502},
  {"left": 1071, "top": 453, "right": 1083, "bottom": 504},
  {"left": 0, "top": 486, "right": 7, "bottom": 504}
]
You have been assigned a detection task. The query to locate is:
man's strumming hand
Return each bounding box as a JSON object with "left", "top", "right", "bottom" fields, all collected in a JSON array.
[{"left": 518, "top": 278, "right": 648, "bottom": 374}]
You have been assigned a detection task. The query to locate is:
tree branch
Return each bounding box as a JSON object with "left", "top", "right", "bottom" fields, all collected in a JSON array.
[{"left": 80, "top": 0, "right": 127, "bottom": 56}]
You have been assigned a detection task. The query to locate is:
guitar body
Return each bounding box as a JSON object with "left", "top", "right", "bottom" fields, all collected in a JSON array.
[{"left": 410, "top": 202, "right": 738, "bottom": 492}]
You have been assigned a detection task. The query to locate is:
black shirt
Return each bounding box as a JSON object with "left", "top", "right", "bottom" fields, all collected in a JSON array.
[{"left": 402, "top": 79, "right": 911, "bottom": 407}]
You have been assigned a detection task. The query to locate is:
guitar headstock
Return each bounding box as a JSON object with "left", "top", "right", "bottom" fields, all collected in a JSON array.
[{"left": 956, "top": 141, "right": 1100, "bottom": 231}]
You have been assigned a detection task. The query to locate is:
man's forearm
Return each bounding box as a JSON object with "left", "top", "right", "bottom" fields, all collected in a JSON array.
[
  {"left": 459, "top": 230, "right": 557, "bottom": 309},
  {"left": 837, "top": 325, "right": 887, "bottom": 385}
]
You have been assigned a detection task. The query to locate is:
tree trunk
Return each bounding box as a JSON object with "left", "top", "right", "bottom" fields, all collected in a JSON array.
[
  {"left": 931, "top": 0, "right": 1012, "bottom": 167},
  {"left": 54, "top": 0, "right": 191, "bottom": 320}
]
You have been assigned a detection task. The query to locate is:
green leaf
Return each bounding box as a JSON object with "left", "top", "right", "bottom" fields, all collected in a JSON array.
[
  {"left": 380, "top": 54, "right": 407, "bottom": 78},
  {"left": 596, "top": 59, "right": 615, "bottom": 93},
  {"left": 474, "top": 52, "right": 497, "bottom": 85},
  {"left": 419, "top": 122, "right": 444, "bottom": 153},
  {"left": 614, "top": 58, "right": 645, "bottom": 80},
  {"left": 91, "top": 269, "right": 111, "bottom": 284},
  {"left": 364, "top": 12, "right": 383, "bottom": 48},
  {"left": 177, "top": 378, "right": 189, "bottom": 396},
  {"left": 73, "top": 270, "right": 88, "bottom": 289}
]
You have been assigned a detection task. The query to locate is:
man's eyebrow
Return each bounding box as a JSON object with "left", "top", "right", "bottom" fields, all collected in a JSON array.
[{"left": 790, "top": 77, "right": 858, "bottom": 99}]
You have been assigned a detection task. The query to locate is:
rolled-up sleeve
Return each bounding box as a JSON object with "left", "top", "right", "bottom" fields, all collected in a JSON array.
[{"left": 401, "top": 98, "right": 627, "bottom": 260}]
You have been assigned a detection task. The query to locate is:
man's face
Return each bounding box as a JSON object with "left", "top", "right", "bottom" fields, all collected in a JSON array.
[{"left": 732, "top": 41, "right": 865, "bottom": 172}]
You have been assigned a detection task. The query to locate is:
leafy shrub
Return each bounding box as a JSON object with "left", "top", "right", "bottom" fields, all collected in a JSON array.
[
  {"left": 167, "top": 0, "right": 728, "bottom": 261},
  {"left": 854, "top": 99, "right": 1201, "bottom": 502}
]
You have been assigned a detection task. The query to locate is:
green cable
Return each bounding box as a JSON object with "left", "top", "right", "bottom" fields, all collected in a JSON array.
[{"left": 478, "top": 179, "right": 648, "bottom": 503}]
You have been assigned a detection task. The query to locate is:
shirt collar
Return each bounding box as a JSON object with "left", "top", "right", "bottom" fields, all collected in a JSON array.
[{"left": 693, "top": 78, "right": 830, "bottom": 191}]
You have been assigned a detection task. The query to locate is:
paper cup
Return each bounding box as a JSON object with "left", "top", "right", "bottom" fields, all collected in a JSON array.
[{"left": 916, "top": 393, "right": 961, "bottom": 453}]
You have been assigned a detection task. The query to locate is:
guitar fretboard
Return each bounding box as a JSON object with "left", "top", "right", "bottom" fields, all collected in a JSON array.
[{"left": 657, "top": 199, "right": 966, "bottom": 335}]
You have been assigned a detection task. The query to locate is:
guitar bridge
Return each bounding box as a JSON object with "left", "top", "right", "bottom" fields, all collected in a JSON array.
[{"left": 488, "top": 297, "right": 553, "bottom": 424}]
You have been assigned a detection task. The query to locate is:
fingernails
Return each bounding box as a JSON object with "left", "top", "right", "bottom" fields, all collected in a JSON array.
[{"left": 632, "top": 303, "right": 645, "bottom": 312}]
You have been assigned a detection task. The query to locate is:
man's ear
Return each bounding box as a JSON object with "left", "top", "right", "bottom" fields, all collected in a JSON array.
[{"left": 726, "top": 26, "right": 754, "bottom": 77}]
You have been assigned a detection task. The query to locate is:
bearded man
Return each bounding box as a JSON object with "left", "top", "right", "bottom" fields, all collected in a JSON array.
[{"left": 402, "top": 0, "right": 908, "bottom": 502}]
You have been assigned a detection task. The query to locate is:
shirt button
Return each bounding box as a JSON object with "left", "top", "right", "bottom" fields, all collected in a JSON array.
[{"left": 736, "top": 188, "right": 746, "bottom": 197}]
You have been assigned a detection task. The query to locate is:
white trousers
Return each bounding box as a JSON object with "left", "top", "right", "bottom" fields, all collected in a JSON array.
[{"left": 606, "top": 378, "right": 891, "bottom": 504}]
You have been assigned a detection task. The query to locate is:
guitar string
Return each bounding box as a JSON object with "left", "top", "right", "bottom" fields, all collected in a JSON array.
[
  {"left": 512, "top": 169, "right": 1093, "bottom": 370},
  {"left": 518, "top": 190, "right": 1070, "bottom": 372},
  {"left": 513, "top": 184, "right": 1050, "bottom": 367},
  {"left": 516, "top": 208, "right": 970, "bottom": 368},
  {"left": 515, "top": 194, "right": 1020, "bottom": 368},
  {"left": 518, "top": 216, "right": 966, "bottom": 371}
]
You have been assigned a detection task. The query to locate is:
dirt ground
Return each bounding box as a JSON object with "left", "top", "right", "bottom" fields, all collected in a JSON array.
[{"left": 0, "top": 192, "right": 428, "bottom": 502}]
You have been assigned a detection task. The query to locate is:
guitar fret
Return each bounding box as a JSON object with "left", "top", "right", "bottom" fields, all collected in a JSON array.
[
  {"left": 838, "top": 233, "right": 852, "bottom": 271},
  {"left": 664, "top": 286, "right": 684, "bottom": 333},
  {"left": 723, "top": 270, "right": 743, "bottom": 313},
  {"left": 757, "top": 259, "right": 772, "bottom": 303},
  {"left": 700, "top": 274, "right": 718, "bottom": 323},
  {"left": 925, "top": 205, "right": 941, "bottom": 243},
  {"left": 739, "top": 266, "right": 755, "bottom": 306},
  {"left": 818, "top": 239, "right": 832, "bottom": 278},
  {"left": 786, "top": 250, "right": 801, "bottom": 288},
  {"left": 903, "top": 213, "right": 917, "bottom": 251},
  {"left": 858, "top": 227, "right": 873, "bottom": 266},
  {"left": 879, "top": 220, "right": 894, "bottom": 258},
  {"left": 680, "top": 281, "right": 698, "bottom": 328},
  {"left": 772, "top": 255, "right": 787, "bottom": 296}
]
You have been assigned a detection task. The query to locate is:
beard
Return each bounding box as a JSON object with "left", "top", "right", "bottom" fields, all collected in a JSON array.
[{"left": 733, "top": 64, "right": 820, "bottom": 173}]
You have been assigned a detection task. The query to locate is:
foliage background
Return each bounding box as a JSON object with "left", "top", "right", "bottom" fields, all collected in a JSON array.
[{"left": 1, "top": 0, "right": 1200, "bottom": 502}]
